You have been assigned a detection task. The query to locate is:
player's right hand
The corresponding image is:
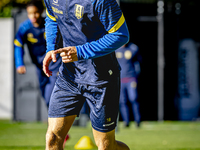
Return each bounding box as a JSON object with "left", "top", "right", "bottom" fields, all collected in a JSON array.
[
  {"left": 17, "top": 66, "right": 26, "bottom": 74},
  {"left": 43, "top": 50, "right": 57, "bottom": 77}
]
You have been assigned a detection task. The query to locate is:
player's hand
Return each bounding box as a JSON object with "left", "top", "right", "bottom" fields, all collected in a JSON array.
[
  {"left": 17, "top": 66, "right": 26, "bottom": 74},
  {"left": 43, "top": 50, "right": 56, "bottom": 77},
  {"left": 53, "top": 46, "right": 78, "bottom": 63}
]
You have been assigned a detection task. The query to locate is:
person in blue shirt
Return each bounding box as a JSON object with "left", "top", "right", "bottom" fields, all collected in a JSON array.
[
  {"left": 42, "top": 0, "right": 130, "bottom": 149},
  {"left": 116, "top": 42, "right": 141, "bottom": 128},
  {"left": 14, "top": 0, "right": 61, "bottom": 108},
  {"left": 14, "top": 0, "right": 70, "bottom": 148}
]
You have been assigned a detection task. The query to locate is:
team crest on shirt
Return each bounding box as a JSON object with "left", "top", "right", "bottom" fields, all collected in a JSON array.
[{"left": 75, "top": 4, "right": 84, "bottom": 19}]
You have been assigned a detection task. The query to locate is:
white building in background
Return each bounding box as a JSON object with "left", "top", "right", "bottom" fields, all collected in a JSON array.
[{"left": 0, "top": 18, "right": 14, "bottom": 119}]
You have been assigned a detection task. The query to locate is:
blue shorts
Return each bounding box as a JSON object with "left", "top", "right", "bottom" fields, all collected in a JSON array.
[{"left": 48, "top": 75, "right": 120, "bottom": 132}]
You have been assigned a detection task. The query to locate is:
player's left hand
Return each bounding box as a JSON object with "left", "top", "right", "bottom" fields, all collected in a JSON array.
[
  {"left": 53, "top": 46, "right": 78, "bottom": 63},
  {"left": 43, "top": 50, "right": 56, "bottom": 77}
]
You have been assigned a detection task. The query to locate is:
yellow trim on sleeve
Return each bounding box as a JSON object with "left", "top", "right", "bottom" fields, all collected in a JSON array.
[
  {"left": 108, "top": 14, "right": 125, "bottom": 33},
  {"left": 14, "top": 39, "right": 22, "bottom": 47},
  {"left": 46, "top": 9, "right": 56, "bottom": 21}
]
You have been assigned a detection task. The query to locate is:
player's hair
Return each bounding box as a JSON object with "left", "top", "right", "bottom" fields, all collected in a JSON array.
[{"left": 26, "top": 0, "right": 44, "bottom": 11}]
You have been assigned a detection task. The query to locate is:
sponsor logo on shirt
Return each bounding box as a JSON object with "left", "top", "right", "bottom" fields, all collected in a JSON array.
[
  {"left": 52, "top": 6, "right": 63, "bottom": 14},
  {"left": 27, "top": 33, "right": 38, "bottom": 43},
  {"left": 124, "top": 50, "right": 132, "bottom": 59}
]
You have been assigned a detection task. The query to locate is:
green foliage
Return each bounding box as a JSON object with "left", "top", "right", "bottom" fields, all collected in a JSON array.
[
  {"left": 0, "top": 0, "right": 30, "bottom": 17},
  {"left": 0, "top": 0, "right": 12, "bottom": 17},
  {"left": 0, "top": 6, "right": 12, "bottom": 17}
]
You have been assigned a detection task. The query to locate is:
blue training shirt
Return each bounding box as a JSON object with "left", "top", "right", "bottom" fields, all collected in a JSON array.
[
  {"left": 116, "top": 42, "right": 141, "bottom": 78},
  {"left": 44, "top": 0, "right": 129, "bottom": 84},
  {"left": 14, "top": 18, "right": 61, "bottom": 71}
]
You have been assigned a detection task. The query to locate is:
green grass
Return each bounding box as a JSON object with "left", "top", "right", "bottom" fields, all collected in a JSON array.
[{"left": 0, "top": 120, "right": 200, "bottom": 150}]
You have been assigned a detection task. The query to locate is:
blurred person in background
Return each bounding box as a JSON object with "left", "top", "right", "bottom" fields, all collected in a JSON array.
[
  {"left": 116, "top": 42, "right": 142, "bottom": 128},
  {"left": 13, "top": 0, "right": 69, "bottom": 147}
]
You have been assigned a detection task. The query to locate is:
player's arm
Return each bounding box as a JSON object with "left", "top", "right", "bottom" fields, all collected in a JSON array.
[
  {"left": 43, "top": 0, "right": 59, "bottom": 77},
  {"left": 14, "top": 25, "right": 26, "bottom": 74},
  {"left": 76, "top": 0, "right": 129, "bottom": 60},
  {"left": 44, "top": 0, "right": 58, "bottom": 53}
]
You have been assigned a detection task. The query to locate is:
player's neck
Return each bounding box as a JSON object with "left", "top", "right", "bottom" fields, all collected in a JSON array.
[{"left": 32, "top": 18, "right": 42, "bottom": 27}]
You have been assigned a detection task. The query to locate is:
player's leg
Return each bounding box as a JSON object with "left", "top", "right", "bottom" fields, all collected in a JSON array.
[
  {"left": 86, "top": 75, "right": 130, "bottom": 150},
  {"left": 92, "top": 128, "right": 130, "bottom": 150},
  {"left": 46, "top": 75, "right": 85, "bottom": 149},
  {"left": 44, "top": 73, "right": 57, "bottom": 108},
  {"left": 36, "top": 68, "right": 49, "bottom": 106},
  {"left": 44, "top": 73, "right": 71, "bottom": 148},
  {"left": 119, "top": 82, "right": 130, "bottom": 127},
  {"left": 127, "top": 79, "right": 141, "bottom": 126},
  {"left": 79, "top": 102, "right": 90, "bottom": 127},
  {"left": 46, "top": 115, "right": 76, "bottom": 150}
]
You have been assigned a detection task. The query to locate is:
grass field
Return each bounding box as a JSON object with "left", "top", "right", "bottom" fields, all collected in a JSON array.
[{"left": 0, "top": 120, "right": 200, "bottom": 150}]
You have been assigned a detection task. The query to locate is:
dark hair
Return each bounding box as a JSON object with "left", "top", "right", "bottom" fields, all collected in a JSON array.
[{"left": 26, "top": 0, "right": 44, "bottom": 11}]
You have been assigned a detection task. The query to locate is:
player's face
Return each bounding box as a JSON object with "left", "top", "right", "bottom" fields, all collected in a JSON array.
[{"left": 27, "top": 6, "right": 42, "bottom": 24}]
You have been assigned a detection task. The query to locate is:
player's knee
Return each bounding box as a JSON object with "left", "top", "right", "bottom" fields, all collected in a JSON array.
[
  {"left": 46, "top": 131, "right": 61, "bottom": 147},
  {"left": 96, "top": 140, "right": 130, "bottom": 150},
  {"left": 95, "top": 139, "right": 115, "bottom": 150},
  {"left": 46, "top": 131, "right": 56, "bottom": 145}
]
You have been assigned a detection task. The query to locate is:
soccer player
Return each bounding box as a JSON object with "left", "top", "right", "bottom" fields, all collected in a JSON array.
[
  {"left": 43, "top": 0, "right": 130, "bottom": 149},
  {"left": 14, "top": 0, "right": 70, "bottom": 148},
  {"left": 116, "top": 42, "right": 142, "bottom": 128},
  {"left": 14, "top": 0, "right": 62, "bottom": 108}
]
